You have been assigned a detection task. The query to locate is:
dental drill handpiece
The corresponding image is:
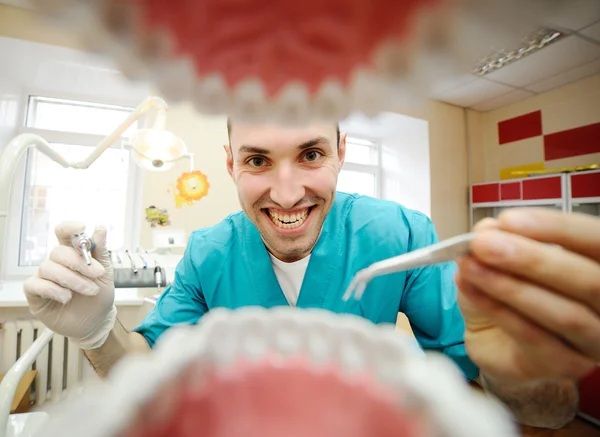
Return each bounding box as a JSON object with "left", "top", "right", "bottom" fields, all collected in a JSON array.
[{"left": 71, "top": 232, "right": 96, "bottom": 266}]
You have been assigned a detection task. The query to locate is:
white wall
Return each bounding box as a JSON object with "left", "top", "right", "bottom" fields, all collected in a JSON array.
[{"left": 340, "top": 111, "right": 431, "bottom": 217}]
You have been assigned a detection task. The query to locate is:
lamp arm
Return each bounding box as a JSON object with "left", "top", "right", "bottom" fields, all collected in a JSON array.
[{"left": 0, "top": 95, "right": 168, "bottom": 282}]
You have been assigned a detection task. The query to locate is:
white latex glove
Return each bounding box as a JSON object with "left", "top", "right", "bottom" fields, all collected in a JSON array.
[{"left": 23, "top": 221, "right": 117, "bottom": 350}]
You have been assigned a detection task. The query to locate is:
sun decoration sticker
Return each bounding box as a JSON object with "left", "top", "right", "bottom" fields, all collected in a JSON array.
[{"left": 174, "top": 170, "right": 210, "bottom": 208}]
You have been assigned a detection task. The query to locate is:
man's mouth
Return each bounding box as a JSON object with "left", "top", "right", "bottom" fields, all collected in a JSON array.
[{"left": 265, "top": 207, "right": 313, "bottom": 230}]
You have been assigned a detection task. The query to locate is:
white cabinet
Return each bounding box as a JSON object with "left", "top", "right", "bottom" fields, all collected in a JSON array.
[{"left": 469, "top": 169, "right": 600, "bottom": 228}]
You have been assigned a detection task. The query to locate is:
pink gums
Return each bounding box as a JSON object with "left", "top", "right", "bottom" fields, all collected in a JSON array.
[
  {"left": 129, "top": 0, "right": 445, "bottom": 97},
  {"left": 128, "top": 357, "right": 423, "bottom": 437}
]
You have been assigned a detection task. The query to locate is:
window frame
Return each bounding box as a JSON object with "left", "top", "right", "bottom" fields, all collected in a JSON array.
[
  {"left": 340, "top": 134, "right": 383, "bottom": 199},
  {"left": 4, "top": 90, "right": 143, "bottom": 279}
]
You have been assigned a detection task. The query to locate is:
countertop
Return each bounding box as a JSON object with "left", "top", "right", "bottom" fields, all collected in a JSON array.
[{"left": 0, "top": 280, "right": 145, "bottom": 307}]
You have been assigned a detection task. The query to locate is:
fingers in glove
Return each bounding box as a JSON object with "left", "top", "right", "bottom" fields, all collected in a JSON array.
[
  {"left": 50, "top": 245, "right": 105, "bottom": 279},
  {"left": 54, "top": 221, "right": 86, "bottom": 246},
  {"left": 38, "top": 259, "right": 100, "bottom": 296},
  {"left": 459, "top": 257, "right": 600, "bottom": 362},
  {"left": 24, "top": 276, "right": 73, "bottom": 304},
  {"left": 498, "top": 208, "right": 600, "bottom": 262},
  {"left": 91, "top": 225, "right": 111, "bottom": 268},
  {"left": 473, "top": 217, "right": 500, "bottom": 231},
  {"left": 456, "top": 274, "right": 595, "bottom": 380},
  {"left": 469, "top": 229, "right": 600, "bottom": 314}
]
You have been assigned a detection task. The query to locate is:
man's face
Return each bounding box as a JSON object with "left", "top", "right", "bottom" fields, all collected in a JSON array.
[{"left": 226, "top": 122, "right": 346, "bottom": 263}]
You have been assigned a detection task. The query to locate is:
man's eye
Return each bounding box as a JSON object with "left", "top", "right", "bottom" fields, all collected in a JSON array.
[
  {"left": 248, "top": 157, "right": 265, "bottom": 167},
  {"left": 304, "top": 150, "right": 321, "bottom": 162}
]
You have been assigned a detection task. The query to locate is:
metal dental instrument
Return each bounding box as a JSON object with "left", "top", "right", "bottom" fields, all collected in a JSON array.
[
  {"left": 125, "top": 250, "right": 138, "bottom": 274},
  {"left": 342, "top": 233, "right": 476, "bottom": 301},
  {"left": 154, "top": 262, "right": 163, "bottom": 292},
  {"left": 136, "top": 247, "right": 148, "bottom": 269},
  {"left": 71, "top": 232, "right": 96, "bottom": 266}
]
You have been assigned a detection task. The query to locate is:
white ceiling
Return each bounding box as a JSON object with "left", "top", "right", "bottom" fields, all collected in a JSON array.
[{"left": 431, "top": 3, "right": 600, "bottom": 112}]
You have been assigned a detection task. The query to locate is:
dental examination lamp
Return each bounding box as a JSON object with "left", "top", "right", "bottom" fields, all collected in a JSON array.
[{"left": 0, "top": 95, "right": 190, "bottom": 437}]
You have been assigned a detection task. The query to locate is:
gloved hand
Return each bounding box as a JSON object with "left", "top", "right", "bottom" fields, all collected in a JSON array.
[{"left": 23, "top": 221, "right": 117, "bottom": 350}]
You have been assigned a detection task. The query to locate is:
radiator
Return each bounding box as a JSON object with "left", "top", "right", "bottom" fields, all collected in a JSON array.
[{"left": 0, "top": 320, "right": 85, "bottom": 408}]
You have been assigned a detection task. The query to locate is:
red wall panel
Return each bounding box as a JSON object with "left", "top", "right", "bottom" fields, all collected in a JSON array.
[
  {"left": 544, "top": 122, "right": 600, "bottom": 160},
  {"left": 498, "top": 110, "right": 543, "bottom": 145},
  {"left": 500, "top": 182, "right": 521, "bottom": 200},
  {"left": 571, "top": 172, "right": 600, "bottom": 198},
  {"left": 522, "top": 176, "right": 562, "bottom": 200},
  {"left": 472, "top": 183, "right": 500, "bottom": 203}
]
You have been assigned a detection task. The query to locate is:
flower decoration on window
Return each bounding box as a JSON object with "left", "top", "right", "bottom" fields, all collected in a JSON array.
[
  {"left": 174, "top": 170, "right": 210, "bottom": 208},
  {"left": 145, "top": 205, "right": 171, "bottom": 227}
]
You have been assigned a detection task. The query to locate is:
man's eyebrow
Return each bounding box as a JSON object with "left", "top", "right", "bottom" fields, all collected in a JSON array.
[
  {"left": 238, "top": 145, "right": 270, "bottom": 155},
  {"left": 297, "top": 137, "right": 329, "bottom": 150}
]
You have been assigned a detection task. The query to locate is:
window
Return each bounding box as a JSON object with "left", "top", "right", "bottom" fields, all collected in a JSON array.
[
  {"left": 9, "top": 96, "right": 140, "bottom": 271},
  {"left": 337, "top": 136, "right": 381, "bottom": 198}
]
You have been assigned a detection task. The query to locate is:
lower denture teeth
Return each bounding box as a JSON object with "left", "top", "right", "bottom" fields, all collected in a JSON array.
[{"left": 37, "top": 308, "right": 519, "bottom": 437}]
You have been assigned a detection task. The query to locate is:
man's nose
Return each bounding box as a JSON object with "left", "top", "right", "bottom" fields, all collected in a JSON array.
[{"left": 270, "top": 163, "right": 306, "bottom": 209}]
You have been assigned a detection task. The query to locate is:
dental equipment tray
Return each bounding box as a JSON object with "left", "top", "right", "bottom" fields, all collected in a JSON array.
[{"left": 113, "top": 267, "right": 167, "bottom": 289}]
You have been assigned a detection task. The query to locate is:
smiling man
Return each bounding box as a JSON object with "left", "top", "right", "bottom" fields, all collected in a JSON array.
[
  {"left": 24, "top": 120, "right": 600, "bottom": 430},
  {"left": 229, "top": 123, "right": 339, "bottom": 264}
]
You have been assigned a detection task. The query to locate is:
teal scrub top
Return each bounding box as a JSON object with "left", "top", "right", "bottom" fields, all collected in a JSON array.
[{"left": 133, "top": 192, "right": 479, "bottom": 380}]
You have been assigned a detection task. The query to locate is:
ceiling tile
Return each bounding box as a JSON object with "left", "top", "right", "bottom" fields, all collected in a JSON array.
[
  {"left": 543, "top": 1, "right": 600, "bottom": 31},
  {"left": 471, "top": 89, "right": 535, "bottom": 112},
  {"left": 483, "top": 36, "right": 600, "bottom": 88},
  {"left": 580, "top": 21, "right": 600, "bottom": 43},
  {"left": 524, "top": 58, "right": 600, "bottom": 93},
  {"left": 435, "top": 78, "right": 515, "bottom": 108},
  {"left": 428, "top": 74, "right": 477, "bottom": 98}
]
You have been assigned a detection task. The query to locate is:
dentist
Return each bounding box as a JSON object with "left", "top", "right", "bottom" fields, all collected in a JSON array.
[{"left": 24, "top": 121, "right": 600, "bottom": 429}]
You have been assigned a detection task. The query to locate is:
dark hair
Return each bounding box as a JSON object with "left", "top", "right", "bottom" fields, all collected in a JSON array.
[{"left": 227, "top": 118, "right": 340, "bottom": 149}]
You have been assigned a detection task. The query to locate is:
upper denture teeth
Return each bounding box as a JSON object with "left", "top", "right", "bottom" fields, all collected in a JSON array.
[
  {"left": 152, "top": 56, "right": 196, "bottom": 103},
  {"left": 373, "top": 41, "right": 413, "bottom": 83},
  {"left": 349, "top": 69, "right": 387, "bottom": 117},
  {"left": 97, "top": 0, "right": 138, "bottom": 41},
  {"left": 231, "top": 78, "right": 268, "bottom": 124},
  {"left": 312, "top": 80, "right": 351, "bottom": 122},
  {"left": 131, "top": 27, "right": 174, "bottom": 67},
  {"left": 193, "top": 74, "right": 231, "bottom": 116},
  {"left": 273, "top": 82, "right": 311, "bottom": 127}
]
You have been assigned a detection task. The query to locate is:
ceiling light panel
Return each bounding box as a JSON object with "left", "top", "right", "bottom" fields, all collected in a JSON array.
[{"left": 472, "top": 28, "right": 566, "bottom": 77}]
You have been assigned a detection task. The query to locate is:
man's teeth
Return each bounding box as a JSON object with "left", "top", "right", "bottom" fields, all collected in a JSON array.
[{"left": 268, "top": 209, "right": 309, "bottom": 229}]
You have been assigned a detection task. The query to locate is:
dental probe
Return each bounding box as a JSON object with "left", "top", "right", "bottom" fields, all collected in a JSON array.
[
  {"left": 71, "top": 232, "right": 96, "bottom": 266},
  {"left": 342, "top": 233, "right": 476, "bottom": 301},
  {"left": 125, "top": 250, "right": 138, "bottom": 274}
]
